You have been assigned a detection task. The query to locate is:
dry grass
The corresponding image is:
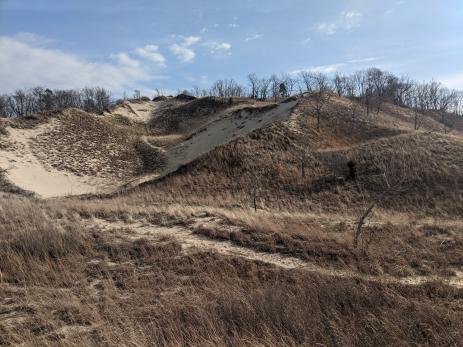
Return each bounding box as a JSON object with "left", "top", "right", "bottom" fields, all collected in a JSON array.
[
  {"left": 192, "top": 215, "right": 463, "bottom": 277},
  {"left": 2, "top": 95, "right": 463, "bottom": 345},
  {"left": 1, "top": 194, "right": 463, "bottom": 346}
]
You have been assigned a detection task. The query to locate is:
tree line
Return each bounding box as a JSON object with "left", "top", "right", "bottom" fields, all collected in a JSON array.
[
  {"left": 0, "top": 87, "right": 112, "bottom": 117},
  {"left": 186, "top": 68, "right": 462, "bottom": 119},
  {"left": 1, "top": 67, "right": 462, "bottom": 119}
]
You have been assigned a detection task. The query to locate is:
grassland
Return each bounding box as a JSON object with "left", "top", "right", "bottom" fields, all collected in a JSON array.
[{"left": 1, "top": 95, "right": 463, "bottom": 346}]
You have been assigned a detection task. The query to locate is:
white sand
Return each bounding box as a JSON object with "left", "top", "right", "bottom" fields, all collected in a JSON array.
[
  {"left": 0, "top": 121, "right": 113, "bottom": 198},
  {"left": 0, "top": 99, "right": 298, "bottom": 196},
  {"left": 125, "top": 100, "right": 298, "bottom": 187},
  {"left": 105, "top": 100, "right": 159, "bottom": 123}
]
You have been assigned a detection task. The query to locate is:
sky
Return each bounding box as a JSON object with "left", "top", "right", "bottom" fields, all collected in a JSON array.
[{"left": 0, "top": 0, "right": 462, "bottom": 96}]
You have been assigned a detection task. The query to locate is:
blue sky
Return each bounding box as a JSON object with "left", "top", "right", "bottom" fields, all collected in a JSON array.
[{"left": 1, "top": 0, "right": 462, "bottom": 96}]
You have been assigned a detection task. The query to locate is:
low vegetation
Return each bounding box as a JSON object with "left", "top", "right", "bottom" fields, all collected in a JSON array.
[
  {"left": 1, "top": 66, "right": 463, "bottom": 346},
  {"left": 1, "top": 195, "right": 462, "bottom": 346}
]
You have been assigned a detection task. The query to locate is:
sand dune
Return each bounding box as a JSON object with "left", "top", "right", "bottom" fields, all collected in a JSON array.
[{"left": 0, "top": 122, "right": 115, "bottom": 197}]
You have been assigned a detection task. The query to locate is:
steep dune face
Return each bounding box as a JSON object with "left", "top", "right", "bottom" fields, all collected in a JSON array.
[{"left": 125, "top": 99, "right": 298, "bottom": 187}]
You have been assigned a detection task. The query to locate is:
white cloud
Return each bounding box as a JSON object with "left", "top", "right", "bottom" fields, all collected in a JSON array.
[
  {"left": 0, "top": 35, "right": 159, "bottom": 94},
  {"left": 385, "top": 9, "right": 393, "bottom": 15},
  {"left": 204, "top": 41, "right": 232, "bottom": 56},
  {"left": 170, "top": 36, "right": 201, "bottom": 63},
  {"left": 183, "top": 36, "right": 201, "bottom": 46},
  {"left": 291, "top": 56, "right": 381, "bottom": 76},
  {"left": 342, "top": 11, "right": 362, "bottom": 19},
  {"left": 292, "top": 63, "right": 346, "bottom": 75},
  {"left": 200, "top": 27, "right": 208, "bottom": 33},
  {"left": 134, "top": 44, "right": 166, "bottom": 66},
  {"left": 113, "top": 52, "right": 140, "bottom": 68},
  {"left": 245, "top": 33, "right": 262, "bottom": 42},
  {"left": 347, "top": 57, "right": 378, "bottom": 64},
  {"left": 170, "top": 44, "right": 195, "bottom": 62},
  {"left": 228, "top": 23, "right": 240, "bottom": 29}
]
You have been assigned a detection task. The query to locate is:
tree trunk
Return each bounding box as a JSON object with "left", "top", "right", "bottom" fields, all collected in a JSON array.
[{"left": 354, "top": 204, "right": 375, "bottom": 248}]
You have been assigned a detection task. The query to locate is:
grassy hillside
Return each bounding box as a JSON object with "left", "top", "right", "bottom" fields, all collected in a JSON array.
[{"left": 1, "top": 94, "right": 463, "bottom": 346}]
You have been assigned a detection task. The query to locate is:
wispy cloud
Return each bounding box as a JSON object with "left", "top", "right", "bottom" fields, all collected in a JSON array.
[
  {"left": 315, "top": 10, "right": 363, "bottom": 35},
  {"left": 301, "top": 37, "right": 312, "bottom": 45},
  {"left": 292, "top": 63, "right": 346, "bottom": 75},
  {"left": 341, "top": 11, "right": 363, "bottom": 30},
  {"left": 0, "top": 34, "right": 160, "bottom": 94},
  {"left": 315, "top": 23, "right": 337, "bottom": 35},
  {"left": 134, "top": 45, "right": 166, "bottom": 66},
  {"left": 245, "top": 33, "right": 263, "bottom": 42},
  {"left": 170, "top": 36, "right": 201, "bottom": 63},
  {"left": 204, "top": 41, "right": 232, "bottom": 56},
  {"left": 347, "top": 57, "right": 378, "bottom": 64},
  {"left": 292, "top": 56, "right": 380, "bottom": 75},
  {"left": 112, "top": 52, "right": 140, "bottom": 68}
]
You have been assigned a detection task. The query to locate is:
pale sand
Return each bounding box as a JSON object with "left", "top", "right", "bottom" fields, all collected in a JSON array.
[
  {"left": 125, "top": 100, "right": 298, "bottom": 187},
  {"left": 105, "top": 100, "right": 159, "bottom": 123},
  {"left": 0, "top": 121, "right": 115, "bottom": 198}
]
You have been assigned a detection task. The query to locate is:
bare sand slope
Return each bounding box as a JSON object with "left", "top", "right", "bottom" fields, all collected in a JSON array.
[
  {"left": 126, "top": 100, "right": 298, "bottom": 187},
  {"left": 0, "top": 122, "right": 115, "bottom": 198},
  {"left": 105, "top": 100, "right": 160, "bottom": 123}
]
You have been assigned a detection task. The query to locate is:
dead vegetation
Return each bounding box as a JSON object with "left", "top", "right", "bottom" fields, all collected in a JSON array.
[
  {"left": 1, "top": 195, "right": 463, "bottom": 346},
  {"left": 1, "top": 93, "right": 463, "bottom": 346}
]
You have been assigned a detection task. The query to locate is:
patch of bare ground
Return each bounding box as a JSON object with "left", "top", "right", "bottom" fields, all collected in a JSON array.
[{"left": 1, "top": 194, "right": 463, "bottom": 346}]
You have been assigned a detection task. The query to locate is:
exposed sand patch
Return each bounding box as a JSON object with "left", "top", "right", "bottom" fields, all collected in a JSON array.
[
  {"left": 105, "top": 100, "right": 160, "bottom": 123},
  {"left": 86, "top": 216, "right": 463, "bottom": 288},
  {"left": 125, "top": 100, "right": 298, "bottom": 187},
  {"left": 0, "top": 122, "right": 115, "bottom": 198}
]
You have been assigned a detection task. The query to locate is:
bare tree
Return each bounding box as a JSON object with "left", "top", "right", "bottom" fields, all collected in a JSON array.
[
  {"left": 298, "top": 71, "right": 314, "bottom": 93},
  {"left": 305, "top": 72, "right": 332, "bottom": 130},
  {"left": 280, "top": 73, "right": 298, "bottom": 96},
  {"left": 333, "top": 73, "right": 348, "bottom": 97},
  {"left": 0, "top": 95, "right": 10, "bottom": 117},
  {"left": 210, "top": 79, "right": 244, "bottom": 97},
  {"left": 248, "top": 73, "right": 259, "bottom": 99},
  {"left": 269, "top": 74, "right": 281, "bottom": 101},
  {"left": 258, "top": 77, "right": 271, "bottom": 100}
]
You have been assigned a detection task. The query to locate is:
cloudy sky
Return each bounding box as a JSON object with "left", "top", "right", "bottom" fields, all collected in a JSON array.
[{"left": 0, "top": 0, "right": 462, "bottom": 96}]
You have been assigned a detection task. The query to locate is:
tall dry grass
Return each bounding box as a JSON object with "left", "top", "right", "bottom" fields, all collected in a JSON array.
[{"left": 1, "top": 194, "right": 463, "bottom": 346}]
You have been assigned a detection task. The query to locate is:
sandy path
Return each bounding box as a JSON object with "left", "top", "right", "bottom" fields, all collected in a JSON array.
[
  {"left": 0, "top": 122, "right": 113, "bottom": 197},
  {"left": 86, "top": 217, "right": 463, "bottom": 288}
]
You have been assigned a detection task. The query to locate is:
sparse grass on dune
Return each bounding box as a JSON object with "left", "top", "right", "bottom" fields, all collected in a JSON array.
[
  {"left": 132, "top": 97, "right": 463, "bottom": 216},
  {"left": 1, "top": 194, "right": 463, "bottom": 346}
]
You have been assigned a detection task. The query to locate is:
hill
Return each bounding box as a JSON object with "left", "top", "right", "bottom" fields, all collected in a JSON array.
[{"left": 1, "top": 94, "right": 463, "bottom": 346}]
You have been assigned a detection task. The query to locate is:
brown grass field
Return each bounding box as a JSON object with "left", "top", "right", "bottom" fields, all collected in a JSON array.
[{"left": 1, "top": 95, "right": 463, "bottom": 346}]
